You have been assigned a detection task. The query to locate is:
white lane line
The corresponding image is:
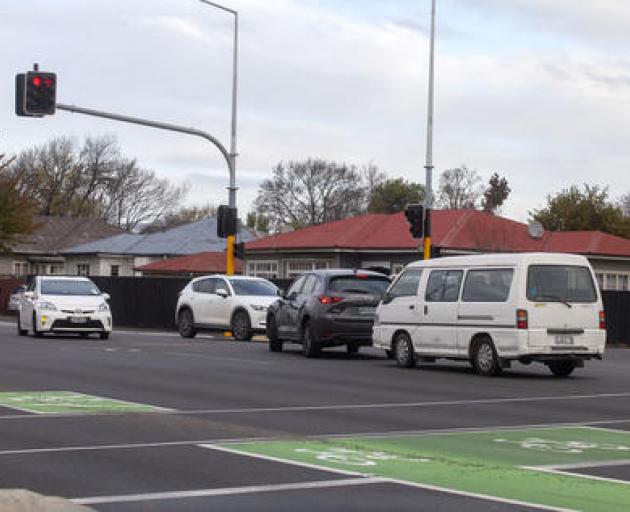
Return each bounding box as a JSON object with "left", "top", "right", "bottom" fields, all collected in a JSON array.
[
  {"left": 523, "top": 466, "right": 630, "bottom": 487},
  {"left": 1, "top": 418, "right": 630, "bottom": 456},
  {"left": 200, "top": 444, "right": 574, "bottom": 512},
  {"left": 535, "top": 459, "right": 630, "bottom": 471},
  {"left": 72, "top": 477, "right": 385, "bottom": 505},
  {"left": 164, "top": 352, "right": 269, "bottom": 365}
]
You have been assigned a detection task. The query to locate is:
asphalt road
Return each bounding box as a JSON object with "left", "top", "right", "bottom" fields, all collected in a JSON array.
[{"left": 0, "top": 319, "right": 629, "bottom": 511}]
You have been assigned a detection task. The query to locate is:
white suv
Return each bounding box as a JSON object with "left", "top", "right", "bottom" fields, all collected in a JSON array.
[
  {"left": 175, "top": 275, "right": 279, "bottom": 341},
  {"left": 18, "top": 276, "right": 112, "bottom": 339}
]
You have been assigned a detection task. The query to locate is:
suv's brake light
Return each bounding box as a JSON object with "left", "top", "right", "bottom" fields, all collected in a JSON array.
[
  {"left": 320, "top": 296, "right": 343, "bottom": 305},
  {"left": 599, "top": 310, "right": 605, "bottom": 330},
  {"left": 516, "top": 309, "right": 528, "bottom": 329}
]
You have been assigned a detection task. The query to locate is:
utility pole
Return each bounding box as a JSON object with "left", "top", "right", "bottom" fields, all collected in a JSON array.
[{"left": 424, "top": 0, "right": 436, "bottom": 260}]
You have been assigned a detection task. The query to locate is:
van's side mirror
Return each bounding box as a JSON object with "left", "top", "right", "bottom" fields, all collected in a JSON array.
[
  {"left": 216, "top": 288, "right": 229, "bottom": 298},
  {"left": 381, "top": 292, "right": 393, "bottom": 305},
  {"left": 102, "top": 293, "right": 111, "bottom": 301}
]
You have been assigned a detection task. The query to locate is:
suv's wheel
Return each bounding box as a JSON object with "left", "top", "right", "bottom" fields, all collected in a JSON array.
[
  {"left": 548, "top": 360, "right": 575, "bottom": 378},
  {"left": 473, "top": 337, "right": 502, "bottom": 377},
  {"left": 178, "top": 309, "right": 197, "bottom": 339},
  {"left": 17, "top": 316, "right": 27, "bottom": 336},
  {"left": 100, "top": 332, "right": 110, "bottom": 341},
  {"left": 394, "top": 332, "right": 415, "bottom": 368},
  {"left": 231, "top": 311, "right": 253, "bottom": 341},
  {"left": 32, "top": 313, "right": 43, "bottom": 338},
  {"left": 302, "top": 321, "right": 320, "bottom": 358},
  {"left": 267, "top": 315, "right": 283, "bottom": 352}
]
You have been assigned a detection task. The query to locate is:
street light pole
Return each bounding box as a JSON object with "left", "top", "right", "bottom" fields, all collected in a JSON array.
[
  {"left": 424, "top": 0, "right": 436, "bottom": 260},
  {"left": 199, "top": 0, "right": 239, "bottom": 274}
]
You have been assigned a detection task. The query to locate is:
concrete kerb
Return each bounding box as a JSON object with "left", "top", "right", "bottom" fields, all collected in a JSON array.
[{"left": 0, "top": 490, "right": 94, "bottom": 512}]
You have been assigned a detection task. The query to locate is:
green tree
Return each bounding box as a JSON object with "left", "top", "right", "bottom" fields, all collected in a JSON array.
[
  {"left": 530, "top": 185, "right": 630, "bottom": 238},
  {"left": 482, "top": 173, "right": 511, "bottom": 214},
  {"left": 368, "top": 178, "right": 425, "bottom": 213},
  {"left": 0, "top": 154, "right": 36, "bottom": 252}
]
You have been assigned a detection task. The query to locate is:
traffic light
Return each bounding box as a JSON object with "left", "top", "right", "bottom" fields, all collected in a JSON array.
[
  {"left": 16, "top": 71, "right": 57, "bottom": 116},
  {"left": 234, "top": 242, "right": 245, "bottom": 259},
  {"left": 217, "top": 205, "right": 237, "bottom": 238},
  {"left": 404, "top": 203, "right": 424, "bottom": 239}
]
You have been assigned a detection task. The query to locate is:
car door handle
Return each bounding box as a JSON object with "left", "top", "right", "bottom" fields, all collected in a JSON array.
[{"left": 409, "top": 305, "right": 415, "bottom": 310}]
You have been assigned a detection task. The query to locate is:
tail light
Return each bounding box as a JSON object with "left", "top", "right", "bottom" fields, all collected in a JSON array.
[
  {"left": 516, "top": 309, "right": 528, "bottom": 329},
  {"left": 599, "top": 310, "right": 605, "bottom": 330},
  {"left": 320, "top": 296, "right": 343, "bottom": 305}
]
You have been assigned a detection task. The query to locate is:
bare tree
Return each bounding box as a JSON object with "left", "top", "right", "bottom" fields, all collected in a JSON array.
[
  {"left": 141, "top": 203, "right": 217, "bottom": 233},
  {"left": 254, "top": 159, "right": 369, "bottom": 232},
  {"left": 437, "top": 165, "right": 483, "bottom": 209}
]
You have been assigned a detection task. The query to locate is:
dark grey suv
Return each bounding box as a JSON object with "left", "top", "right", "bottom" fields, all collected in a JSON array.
[{"left": 266, "top": 269, "right": 390, "bottom": 357}]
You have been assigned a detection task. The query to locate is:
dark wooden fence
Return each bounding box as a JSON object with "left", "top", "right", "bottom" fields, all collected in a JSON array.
[{"left": 602, "top": 291, "right": 630, "bottom": 345}]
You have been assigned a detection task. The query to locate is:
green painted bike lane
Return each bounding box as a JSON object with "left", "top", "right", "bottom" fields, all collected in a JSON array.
[{"left": 219, "top": 427, "right": 630, "bottom": 512}]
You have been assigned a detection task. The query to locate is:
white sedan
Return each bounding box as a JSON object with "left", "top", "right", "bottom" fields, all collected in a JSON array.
[{"left": 18, "top": 276, "right": 112, "bottom": 339}]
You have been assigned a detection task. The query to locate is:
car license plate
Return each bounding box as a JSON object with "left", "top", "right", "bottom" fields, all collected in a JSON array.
[
  {"left": 555, "top": 335, "right": 574, "bottom": 345},
  {"left": 358, "top": 307, "right": 376, "bottom": 316},
  {"left": 70, "top": 316, "right": 88, "bottom": 324}
]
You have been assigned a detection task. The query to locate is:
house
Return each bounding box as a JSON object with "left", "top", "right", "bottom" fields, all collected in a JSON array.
[
  {"left": 134, "top": 252, "right": 244, "bottom": 277},
  {"left": 243, "top": 210, "right": 630, "bottom": 291},
  {"left": 61, "top": 217, "right": 256, "bottom": 277},
  {"left": 0, "top": 216, "right": 123, "bottom": 278}
]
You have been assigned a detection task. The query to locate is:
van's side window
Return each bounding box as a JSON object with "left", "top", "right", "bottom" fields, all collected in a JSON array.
[
  {"left": 425, "top": 270, "right": 463, "bottom": 302},
  {"left": 462, "top": 269, "right": 514, "bottom": 302},
  {"left": 388, "top": 269, "right": 422, "bottom": 297}
]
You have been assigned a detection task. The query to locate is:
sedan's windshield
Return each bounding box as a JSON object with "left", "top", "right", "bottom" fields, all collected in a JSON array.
[
  {"left": 527, "top": 265, "right": 597, "bottom": 303},
  {"left": 230, "top": 279, "right": 278, "bottom": 296},
  {"left": 40, "top": 280, "right": 101, "bottom": 296},
  {"left": 328, "top": 276, "right": 390, "bottom": 295}
]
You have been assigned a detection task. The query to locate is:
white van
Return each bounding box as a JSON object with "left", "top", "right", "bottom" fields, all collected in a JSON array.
[{"left": 373, "top": 253, "right": 606, "bottom": 377}]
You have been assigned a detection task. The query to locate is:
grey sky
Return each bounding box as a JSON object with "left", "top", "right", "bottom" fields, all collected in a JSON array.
[{"left": 2, "top": 0, "right": 629, "bottom": 221}]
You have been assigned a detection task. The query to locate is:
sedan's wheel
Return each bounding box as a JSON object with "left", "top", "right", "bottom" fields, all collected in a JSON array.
[
  {"left": 231, "top": 311, "right": 253, "bottom": 341},
  {"left": 100, "top": 332, "right": 110, "bottom": 341},
  {"left": 267, "top": 316, "right": 283, "bottom": 352},
  {"left": 17, "top": 317, "right": 27, "bottom": 336},
  {"left": 548, "top": 360, "right": 575, "bottom": 378},
  {"left": 302, "top": 322, "right": 320, "bottom": 358},
  {"left": 32, "top": 313, "right": 43, "bottom": 338},
  {"left": 394, "top": 333, "right": 415, "bottom": 368},
  {"left": 473, "top": 338, "right": 502, "bottom": 377},
  {"left": 178, "top": 309, "right": 197, "bottom": 339}
]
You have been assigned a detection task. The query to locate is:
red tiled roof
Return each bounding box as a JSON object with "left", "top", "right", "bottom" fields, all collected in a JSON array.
[
  {"left": 135, "top": 252, "right": 243, "bottom": 274},
  {"left": 245, "top": 210, "right": 630, "bottom": 257}
]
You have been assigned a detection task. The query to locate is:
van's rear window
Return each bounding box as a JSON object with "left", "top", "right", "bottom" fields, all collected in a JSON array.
[
  {"left": 527, "top": 265, "right": 597, "bottom": 303},
  {"left": 328, "top": 276, "right": 390, "bottom": 295}
]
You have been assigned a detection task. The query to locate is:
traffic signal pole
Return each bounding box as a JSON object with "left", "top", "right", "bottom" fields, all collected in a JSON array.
[{"left": 423, "top": 0, "right": 436, "bottom": 260}]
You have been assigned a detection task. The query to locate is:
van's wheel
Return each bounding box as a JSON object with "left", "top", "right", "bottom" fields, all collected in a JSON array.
[
  {"left": 231, "top": 311, "right": 253, "bottom": 341},
  {"left": 267, "top": 316, "right": 283, "bottom": 352},
  {"left": 548, "top": 360, "right": 575, "bottom": 378},
  {"left": 32, "top": 313, "right": 43, "bottom": 338},
  {"left": 473, "top": 337, "right": 502, "bottom": 377},
  {"left": 17, "top": 317, "right": 27, "bottom": 336},
  {"left": 178, "top": 309, "right": 197, "bottom": 339},
  {"left": 302, "top": 321, "right": 320, "bottom": 358},
  {"left": 394, "top": 332, "right": 415, "bottom": 368}
]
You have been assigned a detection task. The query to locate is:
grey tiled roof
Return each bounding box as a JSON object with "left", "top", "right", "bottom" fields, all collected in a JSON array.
[{"left": 62, "top": 217, "right": 256, "bottom": 256}]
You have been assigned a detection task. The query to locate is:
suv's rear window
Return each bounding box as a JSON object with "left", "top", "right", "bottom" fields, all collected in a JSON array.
[
  {"left": 527, "top": 265, "right": 597, "bottom": 303},
  {"left": 328, "top": 275, "right": 390, "bottom": 295}
]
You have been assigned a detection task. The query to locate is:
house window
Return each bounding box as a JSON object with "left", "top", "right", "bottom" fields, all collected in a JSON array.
[
  {"left": 77, "top": 264, "right": 90, "bottom": 276},
  {"left": 111, "top": 265, "right": 120, "bottom": 277},
  {"left": 247, "top": 260, "right": 279, "bottom": 278},
  {"left": 13, "top": 262, "right": 29, "bottom": 276},
  {"left": 286, "top": 260, "right": 331, "bottom": 278},
  {"left": 49, "top": 265, "right": 63, "bottom": 275},
  {"left": 596, "top": 273, "right": 605, "bottom": 290}
]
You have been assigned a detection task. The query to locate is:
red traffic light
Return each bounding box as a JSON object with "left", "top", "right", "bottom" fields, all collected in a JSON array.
[{"left": 32, "top": 76, "right": 42, "bottom": 87}]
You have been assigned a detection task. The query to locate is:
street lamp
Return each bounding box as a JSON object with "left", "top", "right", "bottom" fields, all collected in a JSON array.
[
  {"left": 424, "top": 0, "right": 436, "bottom": 260},
  {"left": 199, "top": 0, "right": 239, "bottom": 274}
]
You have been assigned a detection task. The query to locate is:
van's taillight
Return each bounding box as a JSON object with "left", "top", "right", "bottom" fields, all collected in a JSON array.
[
  {"left": 320, "top": 296, "right": 343, "bottom": 305},
  {"left": 599, "top": 310, "right": 605, "bottom": 330},
  {"left": 516, "top": 309, "right": 528, "bottom": 329}
]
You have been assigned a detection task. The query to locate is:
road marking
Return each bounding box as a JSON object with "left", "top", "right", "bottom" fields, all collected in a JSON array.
[
  {"left": 72, "top": 477, "right": 386, "bottom": 505},
  {"left": 200, "top": 443, "right": 573, "bottom": 511},
  {"left": 536, "top": 458, "right": 630, "bottom": 470},
  {"left": 523, "top": 465, "right": 630, "bottom": 487},
  {"left": 164, "top": 352, "right": 269, "bottom": 365}
]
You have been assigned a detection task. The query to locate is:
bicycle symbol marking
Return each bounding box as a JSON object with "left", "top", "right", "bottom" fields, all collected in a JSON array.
[
  {"left": 494, "top": 437, "right": 630, "bottom": 454},
  {"left": 294, "top": 447, "right": 431, "bottom": 466}
]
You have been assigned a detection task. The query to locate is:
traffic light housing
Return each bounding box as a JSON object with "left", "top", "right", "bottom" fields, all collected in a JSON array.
[
  {"left": 217, "top": 205, "right": 237, "bottom": 238},
  {"left": 234, "top": 242, "right": 245, "bottom": 259},
  {"left": 16, "top": 71, "right": 57, "bottom": 116},
  {"left": 405, "top": 203, "right": 425, "bottom": 239}
]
